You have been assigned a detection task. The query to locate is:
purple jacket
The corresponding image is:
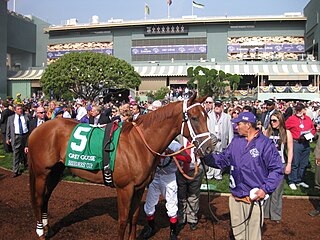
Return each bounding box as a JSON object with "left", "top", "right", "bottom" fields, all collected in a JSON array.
[{"left": 204, "top": 131, "right": 283, "bottom": 198}]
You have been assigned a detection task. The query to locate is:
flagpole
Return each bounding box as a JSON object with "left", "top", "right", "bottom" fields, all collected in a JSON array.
[{"left": 192, "top": 1, "right": 194, "bottom": 16}]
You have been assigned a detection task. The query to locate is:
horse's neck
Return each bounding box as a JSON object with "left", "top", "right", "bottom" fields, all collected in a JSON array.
[{"left": 140, "top": 108, "right": 181, "bottom": 153}]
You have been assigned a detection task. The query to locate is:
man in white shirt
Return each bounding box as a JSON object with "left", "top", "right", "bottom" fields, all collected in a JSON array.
[
  {"left": 75, "top": 100, "right": 87, "bottom": 121},
  {"left": 62, "top": 105, "right": 71, "bottom": 118},
  {"left": 206, "top": 100, "right": 234, "bottom": 180}
]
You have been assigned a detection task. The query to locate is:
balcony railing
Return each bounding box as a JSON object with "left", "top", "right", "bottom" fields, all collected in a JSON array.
[{"left": 258, "top": 85, "right": 318, "bottom": 93}]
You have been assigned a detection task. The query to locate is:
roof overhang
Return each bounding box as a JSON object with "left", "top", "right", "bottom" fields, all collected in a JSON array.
[
  {"left": 8, "top": 69, "right": 45, "bottom": 80},
  {"left": 134, "top": 62, "right": 320, "bottom": 77}
]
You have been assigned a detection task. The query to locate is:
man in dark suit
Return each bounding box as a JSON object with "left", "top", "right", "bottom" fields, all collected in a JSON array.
[
  {"left": 283, "top": 101, "right": 293, "bottom": 120},
  {"left": 0, "top": 103, "right": 14, "bottom": 153},
  {"left": 89, "top": 105, "right": 110, "bottom": 125},
  {"left": 261, "top": 98, "right": 278, "bottom": 129},
  {"left": 28, "top": 106, "right": 48, "bottom": 133},
  {"left": 6, "top": 104, "right": 30, "bottom": 177}
]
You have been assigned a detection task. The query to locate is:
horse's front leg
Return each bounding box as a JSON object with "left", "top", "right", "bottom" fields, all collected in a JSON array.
[
  {"left": 117, "top": 186, "right": 134, "bottom": 240},
  {"left": 129, "top": 188, "right": 145, "bottom": 240}
]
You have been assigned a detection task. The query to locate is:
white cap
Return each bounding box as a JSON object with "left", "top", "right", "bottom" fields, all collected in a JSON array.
[{"left": 152, "top": 100, "right": 162, "bottom": 110}]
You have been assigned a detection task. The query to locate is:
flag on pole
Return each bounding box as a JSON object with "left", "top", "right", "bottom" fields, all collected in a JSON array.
[
  {"left": 167, "top": 0, "right": 172, "bottom": 6},
  {"left": 192, "top": 1, "right": 204, "bottom": 9},
  {"left": 145, "top": 3, "right": 150, "bottom": 15}
]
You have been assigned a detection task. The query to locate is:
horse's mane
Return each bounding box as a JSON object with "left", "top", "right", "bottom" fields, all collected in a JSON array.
[
  {"left": 121, "top": 101, "right": 181, "bottom": 134},
  {"left": 136, "top": 101, "right": 180, "bottom": 126}
]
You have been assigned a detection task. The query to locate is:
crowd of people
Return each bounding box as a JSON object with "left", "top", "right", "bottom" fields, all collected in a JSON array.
[{"left": 1, "top": 92, "right": 320, "bottom": 239}]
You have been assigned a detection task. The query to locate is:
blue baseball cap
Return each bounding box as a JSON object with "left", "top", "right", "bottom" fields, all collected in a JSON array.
[
  {"left": 54, "top": 107, "right": 64, "bottom": 115},
  {"left": 231, "top": 112, "right": 256, "bottom": 123}
]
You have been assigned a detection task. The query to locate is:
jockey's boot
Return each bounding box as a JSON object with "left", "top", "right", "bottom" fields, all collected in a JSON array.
[
  {"left": 170, "top": 220, "right": 178, "bottom": 240},
  {"left": 140, "top": 217, "right": 155, "bottom": 239}
]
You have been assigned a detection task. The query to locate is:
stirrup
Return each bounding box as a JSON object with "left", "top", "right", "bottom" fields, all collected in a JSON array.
[{"left": 103, "top": 165, "right": 114, "bottom": 187}]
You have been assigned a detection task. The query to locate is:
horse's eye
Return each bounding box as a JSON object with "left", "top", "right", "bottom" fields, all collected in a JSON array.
[{"left": 191, "top": 116, "right": 198, "bottom": 122}]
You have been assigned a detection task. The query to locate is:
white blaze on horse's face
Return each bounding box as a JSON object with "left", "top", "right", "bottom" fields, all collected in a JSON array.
[{"left": 181, "top": 99, "right": 212, "bottom": 156}]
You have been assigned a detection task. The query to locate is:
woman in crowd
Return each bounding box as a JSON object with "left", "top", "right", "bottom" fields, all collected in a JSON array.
[
  {"left": 263, "top": 111, "right": 293, "bottom": 223},
  {"left": 120, "top": 109, "right": 132, "bottom": 122},
  {"left": 46, "top": 100, "right": 56, "bottom": 119}
]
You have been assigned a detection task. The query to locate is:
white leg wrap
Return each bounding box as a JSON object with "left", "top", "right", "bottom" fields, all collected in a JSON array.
[
  {"left": 36, "top": 222, "right": 44, "bottom": 237},
  {"left": 42, "top": 213, "right": 48, "bottom": 227}
]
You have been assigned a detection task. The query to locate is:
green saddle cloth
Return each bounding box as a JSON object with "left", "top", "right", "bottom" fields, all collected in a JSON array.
[{"left": 65, "top": 123, "right": 122, "bottom": 171}]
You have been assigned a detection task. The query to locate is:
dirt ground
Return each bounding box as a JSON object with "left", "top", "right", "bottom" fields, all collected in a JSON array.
[{"left": 1, "top": 167, "right": 320, "bottom": 240}]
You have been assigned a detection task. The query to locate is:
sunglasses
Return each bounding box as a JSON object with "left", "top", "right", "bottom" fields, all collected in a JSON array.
[
  {"left": 37, "top": 112, "right": 45, "bottom": 114},
  {"left": 205, "top": 101, "right": 213, "bottom": 104},
  {"left": 270, "top": 119, "right": 278, "bottom": 123}
]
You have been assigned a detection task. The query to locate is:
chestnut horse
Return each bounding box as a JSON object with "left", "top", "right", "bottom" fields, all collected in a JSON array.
[{"left": 28, "top": 94, "right": 212, "bottom": 239}]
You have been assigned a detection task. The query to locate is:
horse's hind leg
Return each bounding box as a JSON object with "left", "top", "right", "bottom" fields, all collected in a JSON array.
[
  {"left": 31, "top": 174, "right": 47, "bottom": 239},
  {"left": 42, "top": 162, "right": 65, "bottom": 236}
]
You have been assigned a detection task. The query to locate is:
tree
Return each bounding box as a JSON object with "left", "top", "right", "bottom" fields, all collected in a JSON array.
[
  {"left": 187, "top": 66, "right": 241, "bottom": 99},
  {"left": 40, "top": 52, "right": 141, "bottom": 100},
  {"left": 146, "top": 87, "right": 170, "bottom": 101}
]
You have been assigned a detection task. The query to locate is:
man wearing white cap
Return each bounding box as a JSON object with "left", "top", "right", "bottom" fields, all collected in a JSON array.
[
  {"left": 206, "top": 100, "right": 234, "bottom": 180},
  {"left": 75, "top": 100, "right": 87, "bottom": 121}
]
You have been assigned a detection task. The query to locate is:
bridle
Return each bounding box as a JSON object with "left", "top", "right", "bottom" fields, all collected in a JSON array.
[
  {"left": 131, "top": 99, "right": 211, "bottom": 180},
  {"left": 181, "top": 99, "right": 211, "bottom": 156}
]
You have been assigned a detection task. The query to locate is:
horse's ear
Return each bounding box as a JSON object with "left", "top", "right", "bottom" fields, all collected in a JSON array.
[
  {"left": 188, "top": 92, "right": 208, "bottom": 106},
  {"left": 197, "top": 95, "right": 207, "bottom": 104},
  {"left": 187, "top": 92, "right": 197, "bottom": 105},
  {"left": 188, "top": 92, "right": 207, "bottom": 104}
]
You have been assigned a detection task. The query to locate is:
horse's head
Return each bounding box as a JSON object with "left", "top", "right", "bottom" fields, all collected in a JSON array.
[{"left": 181, "top": 93, "right": 215, "bottom": 157}]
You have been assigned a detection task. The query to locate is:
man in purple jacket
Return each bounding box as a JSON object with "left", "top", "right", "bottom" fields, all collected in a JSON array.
[{"left": 203, "top": 112, "right": 283, "bottom": 240}]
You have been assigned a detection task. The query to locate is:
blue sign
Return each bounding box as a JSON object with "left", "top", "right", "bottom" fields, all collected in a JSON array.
[
  {"left": 47, "top": 48, "right": 113, "bottom": 59},
  {"left": 131, "top": 44, "right": 207, "bottom": 55},
  {"left": 227, "top": 44, "right": 305, "bottom": 53}
]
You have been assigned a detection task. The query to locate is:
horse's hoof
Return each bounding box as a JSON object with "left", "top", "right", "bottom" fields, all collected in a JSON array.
[
  {"left": 38, "top": 235, "right": 46, "bottom": 240},
  {"left": 44, "top": 225, "right": 54, "bottom": 238}
]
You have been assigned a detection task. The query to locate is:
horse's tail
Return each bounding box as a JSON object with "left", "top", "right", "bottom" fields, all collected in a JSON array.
[{"left": 28, "top": 153, "right": 37, "bottom": 212}]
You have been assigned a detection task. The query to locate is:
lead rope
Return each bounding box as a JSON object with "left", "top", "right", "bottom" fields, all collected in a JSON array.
[{"left": 131, "top": 122, "right": 194, "bottom": 157}]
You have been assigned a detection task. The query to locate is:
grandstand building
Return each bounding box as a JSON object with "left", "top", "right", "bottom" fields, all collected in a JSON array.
[{"left": 1, "top": 0, "right": 320, "bottom": 101}]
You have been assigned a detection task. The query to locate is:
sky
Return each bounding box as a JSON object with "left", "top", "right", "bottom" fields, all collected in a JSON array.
[{"left": 7, "top": 0, "right": 311, "bottom": 25}]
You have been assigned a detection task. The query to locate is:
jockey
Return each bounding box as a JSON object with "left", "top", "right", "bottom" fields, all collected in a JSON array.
[{"left": 140, "top": 139, "right": 191, "bottom": 240}]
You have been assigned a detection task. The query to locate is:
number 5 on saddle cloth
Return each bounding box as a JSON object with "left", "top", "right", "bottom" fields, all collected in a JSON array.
[{"left": 65, "top": 122, "right": 123, "bottom": 186}]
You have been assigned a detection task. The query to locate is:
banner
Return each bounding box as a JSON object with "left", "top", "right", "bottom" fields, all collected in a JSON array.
[
  {"left": 227, "top": 44, "right": 305, "bottom": 53},
  {"left": 192, "top": 1, "right": 204, "bottom": 8},
  {"left": 145, "top": 3, "right": 150, "bottom": 15},
  {"left": 291, "top": 86, "right": 302, "bottom": 92},
  {"left": 260, "top": 86, "right": 270, "bottom": 93},
  {"left": 275, "top": 86, "right": 286, "bottom": 93},
  {"left": 132, "top": 44, "right": 207, "bottom": 55},
  {"left": 47, "top": 48, "right": 113, "bottom": 59},
  {"left": 307, "top": 86, "right": 318, "bottom": 93},
  {"left": 239, "top": 90, "right": 248, "bottom": 96}
]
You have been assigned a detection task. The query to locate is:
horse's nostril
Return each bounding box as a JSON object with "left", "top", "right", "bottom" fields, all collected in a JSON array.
[{"left": 205, "top": 147, "right": 212, "bottom": 155}]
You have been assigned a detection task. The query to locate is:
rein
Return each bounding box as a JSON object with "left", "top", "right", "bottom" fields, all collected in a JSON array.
[
  {"left": 132, "top": 122, "right": 198, "bottom": 180},
  {"left": 131, "top": 122, "right": 194, "bottom": 157}
]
